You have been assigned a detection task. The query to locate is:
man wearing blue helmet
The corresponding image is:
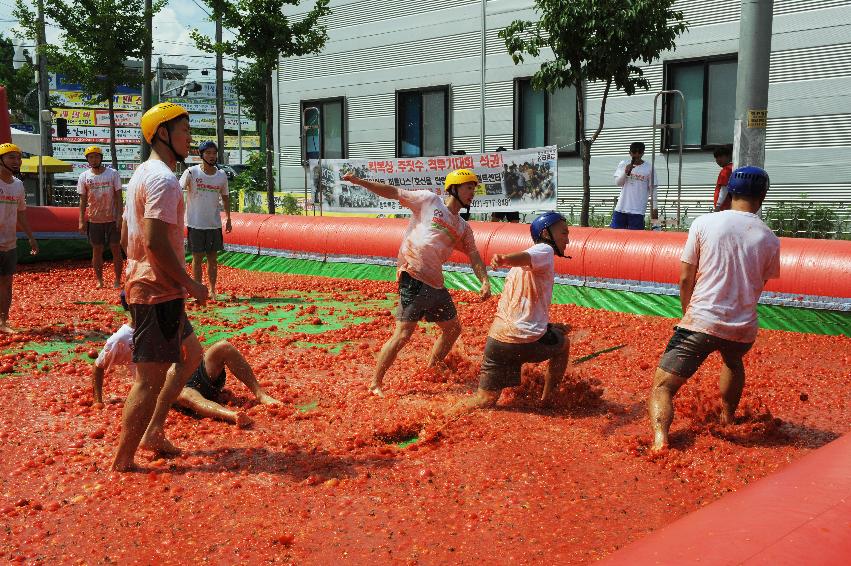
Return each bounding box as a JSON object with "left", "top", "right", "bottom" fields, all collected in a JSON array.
[
  {"left": 453, "top": 211, "right": 571, "bottom": 412},
  {"left": 179, "top": 141, "right": 232, "bottom": 299},
  {"left": 648, "top": 166, "right": 781, "bottom": 451}
]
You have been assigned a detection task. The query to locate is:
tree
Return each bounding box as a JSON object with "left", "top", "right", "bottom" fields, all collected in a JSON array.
[
  {"left": 500, "top": 0, "right": 687, "bottom": 226},
  {"left": 15, "top": 0, "right": 164, "bottom": 170},
  {"left": 193, "top": 0, "right": 330, "bottom": 214},
  {"left": 231, "top": 59, "right": 266, "bottom": 123},
  {"left": 0, "top": 33, "right": 38, "bottom": 124}
]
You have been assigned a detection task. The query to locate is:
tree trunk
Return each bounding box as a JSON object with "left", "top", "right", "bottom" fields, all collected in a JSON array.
[
  {"left": 264, "top": 71, "right": 275, "bottom": 214},
  {"left": 108, "top": 95, "right": 119, "bottom": 171},
  {"left": 580, "top": 139, "right": 591, "bottom": 227}
]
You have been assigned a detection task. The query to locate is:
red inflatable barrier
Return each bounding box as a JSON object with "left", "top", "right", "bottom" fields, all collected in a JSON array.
[
  {"left": 599, "top": 432, "right": 851, "bottom": 565},
  {"left": 25, "top": 207, "right": 851, "bottom": 300}
]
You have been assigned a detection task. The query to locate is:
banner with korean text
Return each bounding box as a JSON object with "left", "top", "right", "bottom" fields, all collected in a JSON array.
[{"left": 308, "top": 146, "right": 557, "bottom": 214}]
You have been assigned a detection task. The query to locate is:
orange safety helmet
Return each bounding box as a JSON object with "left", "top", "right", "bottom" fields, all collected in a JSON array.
[{"left": 140, "top": 102, "right": 189, "bottom": 144}]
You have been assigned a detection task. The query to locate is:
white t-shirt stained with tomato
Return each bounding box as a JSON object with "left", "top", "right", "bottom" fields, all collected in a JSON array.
[
  {"left": 396, "top": 190, "right": 478, "bottom": 289},
  {"left": 95, "top": 324, "right": 134, "bottom": 371},
  {"left": 123, "top": 160, "right": 188, "bottom": 305},
  {"left": 488, "top": 243, "right": 555, "bottom": 344},
  {"left": 77, "top": 167, "right": 122, "bottom": 223},
  {"left": 679, "top": 210, "right": 781, "bottom": 343},
  {"left": 0, "top": 176, "right": 26, "bottom": 252},
  {"left": 179, "top": 165, "right": 228, "bottom": 229}
]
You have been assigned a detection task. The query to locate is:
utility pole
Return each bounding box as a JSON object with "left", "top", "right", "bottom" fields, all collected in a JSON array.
[
  {"left": 733, "top": 0, "right": 773, "bottom": 169},
  {"left": 215, "top": 4, "right": 225, "bottom": 164},
  {"left": 35, "top": 0, "right": 51, "bottom": 157},
  {"left": 235, "top": 56, "right": 242, "bottom": 164},
  {"left": 141, "top": 0, "right": 152, "bottom": 160}
]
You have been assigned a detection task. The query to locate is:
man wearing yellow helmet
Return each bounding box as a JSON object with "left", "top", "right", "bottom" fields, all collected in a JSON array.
[
  {"left": 0, "top": 143, "right": 38, "bottom": 333},
  {"left": 77, "top": 145, "right": 124, "bottom": 288},
  {"left": 342, "top": 169, "right": 491, "bottom": 396},
  {"left": 112, "top": 103, "right": 209, "bottom": 472}
]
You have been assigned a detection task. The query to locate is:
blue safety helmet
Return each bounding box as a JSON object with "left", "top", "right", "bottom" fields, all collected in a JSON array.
[
  {"left": 198, "top": 141, "right": 217, "bottom": 154},
  {"left": 727, "top": 166, "right": 769, "bottom": 197},
  {"left": 530, "top": 211, "right": 567, "bottom": 257}
]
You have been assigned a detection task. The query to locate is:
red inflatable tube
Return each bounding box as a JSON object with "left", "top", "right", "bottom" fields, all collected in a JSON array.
[
  {"left": 25, "top": 208, "right": 851, "bottom": 300},
  {"left": 598, "top": 432, "right": 851, "bottom": 565}
]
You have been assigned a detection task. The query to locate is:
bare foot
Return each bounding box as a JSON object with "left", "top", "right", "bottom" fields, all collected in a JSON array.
[
  {"left": 140, "top": 432, "right": 182, "bottom": 456},
  {"left": 235, "top": 412, "right": 253, "bottom": 428},
  {"left": 111, "top": 458, "right": 140, "bottom": 472},
  {"left": 257, "top": 392, "right": 281, "bottom": 405},
  {"left": 113, "top": 280, "right": 121, "bottom": 289},
  {"left": 650, "top": 432, "right": 669, "bottom": 452},
  {"left": 369, "top": 384, "right": 385, "bottom": 398},
  {"left": 719, "top": 410, "right": 735, "bottom": 426},
  {"left": 96, "top": 279, "right": 105, "bottom": 289},
  {"left": 0, "top": 323, "right": 18, "bottom": 334}
]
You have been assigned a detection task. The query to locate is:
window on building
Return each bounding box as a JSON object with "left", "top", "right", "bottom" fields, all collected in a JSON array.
[
  {"left": 396, "top": 87, "right": 448, "bottom": 157},
  {"left": 514, "top": 78, "right": 578, "bottom": 155},
  {"left": 666, "top": 58, "right": 737, "bottom": 148},
  {"left": 301, "top": 98, "right": 345, "bottom": 160}
]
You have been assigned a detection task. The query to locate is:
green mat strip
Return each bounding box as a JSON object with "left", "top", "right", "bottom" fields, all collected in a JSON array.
[
  {"left": 215, "top": 252, "right": 850, "bottom": 337},
  {"left": 17, "top": 238, "right": 92, "bottom": 263}
]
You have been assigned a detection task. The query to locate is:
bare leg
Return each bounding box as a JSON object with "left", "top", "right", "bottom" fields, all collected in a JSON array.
[
  {"left": 91, "top": 364, "right": 105, "bottom": 404},
  {"left": 206, "top": 251, "right": 218, "bottom": 298},
  {"left": 0, "top": 275, "right": 14, "bottom": 333},
  {"left": 175, "top": 387, "right": 251, "bottom": 427},
  {"left": 110, "top": 243, "right": 123, "bottom": 288},
  {"left": 446, "top": 388, "right": 500, "bottom": 418},
  {"left": 191, "top": 252, "right": 205, "bottom": 286},
  {"left": 92, "top": 244, "right": 105, "bottom": 287},
  {"left": 542, "top": 332, "right": 571, "bottom": 403},
  {"left": 112, "top": 362, "right": 169, "bottom": 471},
  {"left": 139, "top": 333, "right": 203, "bottom": 455},
  {"left": 427, "top": 317, "right": 462, "bottom": 368},
  {"left": 371, "top": 320, "right": 417, "bottom": 396},
  {"left": 718, "top": 360, "right": 745, "bottom": 425},
  {"left": 204, "top": 341, "right": 279, "bottom": 405},
  {"left": 648, "top": 367, "right": 689, "bottom": 451}
]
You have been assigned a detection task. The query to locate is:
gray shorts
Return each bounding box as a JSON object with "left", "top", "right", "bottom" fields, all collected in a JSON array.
[
  {"left": 0, "top": 249, "right": 17, "bottom": 276},
  {"left": 130, "top": 298, "right": 194, "bottom": 364},
  {"left": 658, "top": 327, "right": 753, "bottom": 378},
  {"left": 187, "top": 227, "right": 224, "bottom": 254},
  {"left": 396, "top": 271, "right": 457, "bottom": 323},
  {"left": 479, "top": 326, "right": 567, "bottom": 391},
  {"left": 88, "top": 221, "right": 120, "bottom": 246}
]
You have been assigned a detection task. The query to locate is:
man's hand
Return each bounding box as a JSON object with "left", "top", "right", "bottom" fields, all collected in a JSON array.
[
  {"left": 187, "top": 280, "right": 209, "bottom": 304},
  {"left": 78, "top": 220, "right": 86, "bottom": 234},
  {"left": 479, "top": 279, "right": 491, "bottom": 300},
  {"left": 490, "top": 253, "right": 508, "bottom": 269},
  {"left": 225, "top": 218, "right": 232, "bottom": 233},
  {"left": 625, "top": 164, "right": 634, "bottom": 177},
  {"left": 29, "top": 238, "right": 39, "bottom": 255}
]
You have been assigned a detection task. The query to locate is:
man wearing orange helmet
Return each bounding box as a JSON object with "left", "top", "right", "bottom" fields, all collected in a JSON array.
[
  {"left": 342, "top": 169, "right": 491, "bottom": 396},
  {"left": 0, "top": 143, "right": 38, "bottom": 334},
  {"left": 112, "top": 103, "right": 209, "bottom": 472},
  {"left": 77, "top": 145, "right": 123, "bottom": 288}
]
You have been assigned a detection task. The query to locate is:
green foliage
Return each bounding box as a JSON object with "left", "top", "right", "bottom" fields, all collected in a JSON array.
[
  {"left": 0, "top": 33, "right": 38, "bottom": 124},
  {"left": 230, "top": 60, "right": 266, "bottom": 122},
  {"left": 230, "top": 151, "right": 270, "bottom": 195},
  {"left": 499, "top": 0, "right": 687, "bottom": 226},
  {"left": 763, "top": 203, "right": 840, "bottom": 240}
]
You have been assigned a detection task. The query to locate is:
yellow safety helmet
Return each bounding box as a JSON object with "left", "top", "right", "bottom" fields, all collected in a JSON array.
[
  {"left": 444, "top": 169, "right": 478, "bottom": 191},
  {"left": 84, "top": 145, "right": 103, "bottom": 157},
  {"left": 0, "top": 143, "right": 22, "bottom": 157},
  {"left": 140, "top": 102, "right": 189, "bottom": 143}
]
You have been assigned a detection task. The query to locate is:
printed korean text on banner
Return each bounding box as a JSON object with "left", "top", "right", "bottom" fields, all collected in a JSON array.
[
  {"left": 52, "top": 125, "right": 141, "bottom": 144},
  {"left": 308, "top": 146, "right": 557, "bottom": 214}
]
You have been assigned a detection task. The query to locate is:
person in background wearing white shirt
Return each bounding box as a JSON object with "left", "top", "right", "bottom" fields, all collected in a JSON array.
[
  {"left": 180, "top": 141, "right": 232, "bottom": 299},
  {"left": 451, "top": 212, "right": 571, "bottom": 413},
  {"left": 611, "top": 142, "right": 660, "bottom": 230},
  {"left": 77, "top": 145, "right": 123, "bottom": 288},
  {"left": 648, "top": 166, "right": 781, "bottom": 451},
  {"left": 0, "top": 143, "right": 38, "bottom": 334}
]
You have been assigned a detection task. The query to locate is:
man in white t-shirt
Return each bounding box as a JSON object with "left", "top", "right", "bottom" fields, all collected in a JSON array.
[
  {"left": 611, "top": 142, "right": 660, "bottom": 230},
  {"left": 0, "top": 143, "right": 38, "bottom": 334},
  {"left": 342, "top": 169, "right": 491, "bottom": 397},
  {"left": 648, "top": 166, "right": 781, "bottom": 451},
  {"left": 77, "top": 145, "right": 123, "bottom": 288},
  {"left": 179, "top": 141, "right": 231, "bottom": 299},
  {"left": 452, "top": 212, "right": 571, "bottom": 413}
]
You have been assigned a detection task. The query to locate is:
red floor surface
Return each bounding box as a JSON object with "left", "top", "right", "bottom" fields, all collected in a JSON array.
[{"left": 1, "top": 262, "right": 849, "bottom": 564}]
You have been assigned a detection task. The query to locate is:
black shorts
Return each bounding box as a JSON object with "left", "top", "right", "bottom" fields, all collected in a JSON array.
[
  {"left": 185, "top": 361, "right": 226, "bottom": 400},
  {"left": 478, "top": 326, "right": 567, "bottom": 391},
  {"left": 0, "top": 249, "right": 17, "bottom": 276},
  {"left": 130, "top": 298, "right": 194, "bottom": 363},
  {"left": 88, "top": 221, "right": 120, "bottom": 246},
  {"left": 396, "top": 271, "right": 457, "bottom": 323},
  {"left": 187, "top": 227, "right": 224, "bottom": 253},
  {"left": 658, "top": 327, "right": 753, "bottom": 378}
]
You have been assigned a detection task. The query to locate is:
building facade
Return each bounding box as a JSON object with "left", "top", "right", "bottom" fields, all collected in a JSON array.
[{"left": 274, "top": 0, "right": 851, "bottom": 226}]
